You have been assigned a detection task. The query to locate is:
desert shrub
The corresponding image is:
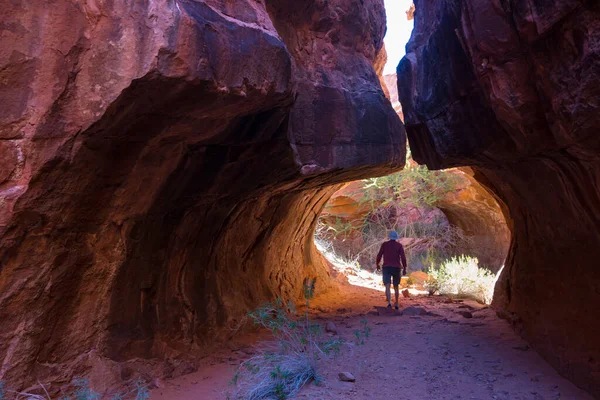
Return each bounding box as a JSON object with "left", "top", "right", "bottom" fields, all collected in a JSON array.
[
  {"left": 315, "top": 148, "right": 468, "bottom": 272},
  {"left": 423, "top": 275, "right": 440, "bottom": 296},
  {"left": 360, "top": 147, "right": 461, "bottom": 210},
  {"left": 60, "top": 378, "right": 100, "bottom": 400},
  {"left": 0, "top": 377, "right": 150, "bottom": 400},
  {"left": 132, "top": 379, "right": 150, "bottom": 400},
  {"left": 230, "top": 280, "right": 366, "bottom": 399},
  {"left": 427, "top": 256, "right": 496, "bottom": 304},
  {"left": 353, "top": 214, "right": 471, "bottom": 274},
  {"left": 353, "top": 319, "right": 371, "bottom": 345}
]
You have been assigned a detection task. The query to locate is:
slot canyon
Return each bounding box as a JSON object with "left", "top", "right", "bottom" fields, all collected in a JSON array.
[{"left": 0, "top": 0, "right": 599, "bottom": 398}]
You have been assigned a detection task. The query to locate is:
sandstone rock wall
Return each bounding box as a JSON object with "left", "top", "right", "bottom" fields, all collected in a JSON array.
[
  {"left": 397, "top": 0, "right": 600, "bottom": 395},
  {"left": 0, "top": 0, "right": 405, "bottom": 392},
  {"left": 437, "top": 168, "right": 510, "bottom": 272}
]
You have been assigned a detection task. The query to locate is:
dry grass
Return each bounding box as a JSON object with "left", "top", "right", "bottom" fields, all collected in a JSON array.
[
  {"left": 229, "top": 278, "right": 359, "bottom": 400},
  {"left": 0, "top": 378, "right": 150, "bottom": 400}
]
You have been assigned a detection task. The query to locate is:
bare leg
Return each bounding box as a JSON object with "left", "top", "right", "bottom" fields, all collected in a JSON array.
[
  {"left": 385, "top": 283, "right": 391, "bottom": 305},
  {"left": 394, "top": 285, "right": 399, "bottom": 307}
]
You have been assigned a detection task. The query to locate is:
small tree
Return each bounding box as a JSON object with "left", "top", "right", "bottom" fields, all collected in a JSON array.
[{"left": 315, "top": 147, "right": 466, "bottom": 272}]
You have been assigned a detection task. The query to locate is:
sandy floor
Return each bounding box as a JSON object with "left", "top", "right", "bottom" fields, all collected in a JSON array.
[{"left": 150, "top": 285, "right": 593, "bottom": 400}]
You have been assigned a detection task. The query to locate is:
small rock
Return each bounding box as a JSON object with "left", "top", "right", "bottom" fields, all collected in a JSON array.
[
  {"left": 402, "top": 306, "right": 428, "bottom": 316},
  {"left": 325, "top": 321, "right": 338, "bottom": 334},
  {"left": 459, "top": 311, "right": 473, "bottom": 318},
  {"left": 444, "top": 298, "right": 454, "bottom": 304},
  {"left": 531, "top": 373, "right": 542, "bottom": 382},
  {"left": 402, "top": 289, "right": 410, "bottom": 298},
  {"left": 338, "top": 372, "right": 356, "bottom": 382}
]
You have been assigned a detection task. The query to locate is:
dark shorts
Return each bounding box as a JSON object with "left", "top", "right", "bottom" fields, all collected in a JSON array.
[{"left": 382, "top": 267, "right": 401, "bottom": 286}]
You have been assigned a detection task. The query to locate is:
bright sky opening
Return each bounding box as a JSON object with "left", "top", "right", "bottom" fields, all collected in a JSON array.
[{"left": 383, "top": 0, "right": 415, "bottom": 75}]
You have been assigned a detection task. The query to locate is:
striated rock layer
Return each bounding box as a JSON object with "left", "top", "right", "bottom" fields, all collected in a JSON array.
[
  {"left": 0, "top": 0, "right": 405, "bottom": 392},
  {"left": 398, "top": 0, "right": 600, "bottom": 395}
]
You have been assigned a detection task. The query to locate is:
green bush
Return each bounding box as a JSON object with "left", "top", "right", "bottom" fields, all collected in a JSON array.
[
  {"left": 427, "top": 256, "right": 496, "bottom": 304},
  {"left": 230, "top": 280, "right": 368, "bottom": 399},
  {"left": 353, "top": 319, "right": 371, "bottom": 345},
  {"left": 360, "top": 147, "right": 461, "bottom": 210},
  {"left": 315, "top": 147, "right": 469, "bottom": 272}
]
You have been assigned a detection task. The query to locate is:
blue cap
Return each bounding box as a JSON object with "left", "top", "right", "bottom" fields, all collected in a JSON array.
[{"left": 388, "top": 231, "right": 399, "bottom": 240}]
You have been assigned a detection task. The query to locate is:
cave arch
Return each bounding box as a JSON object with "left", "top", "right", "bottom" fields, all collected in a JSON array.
[{"left": 0, "top": 0, "right": 404, "bottom": 391}]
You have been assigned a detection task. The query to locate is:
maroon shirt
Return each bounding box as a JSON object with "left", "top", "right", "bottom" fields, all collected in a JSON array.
[{"left": 376, "top": 240, "right": 407, "bottom": 269}]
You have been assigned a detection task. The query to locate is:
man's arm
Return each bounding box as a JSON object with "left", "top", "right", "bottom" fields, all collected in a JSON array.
[
  {"left": 399, "top": 244, "right": 407, "bottom": 275},
  {"left": 375, "top": 244, "right": 384, "bottom": 271}
]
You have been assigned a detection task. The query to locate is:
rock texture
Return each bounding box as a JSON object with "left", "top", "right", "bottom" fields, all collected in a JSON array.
[
  {"left": 383, "top": 74, "right": 403, "bottom": 118},
  {"left": 0, "top": 0, "right": 405, "bottom": 393},
  {"left": 398, "top": 0, "right": 600, "bottom": 396},
  {"left": 437, "top": 168, "right": 509, "bottom": 272}
]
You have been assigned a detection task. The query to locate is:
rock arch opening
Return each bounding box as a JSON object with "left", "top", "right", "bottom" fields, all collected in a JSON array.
[{"left": 314, "top": 153, "right": 510, "bottom": 304}]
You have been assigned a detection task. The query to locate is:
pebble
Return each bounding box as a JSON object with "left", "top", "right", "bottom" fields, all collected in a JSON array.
[
  {"left": 338, "top": 372, "right": 356, "bottom": 382},
  {"left": 325, "top": 321, "right": 338, "bottom": 334}
]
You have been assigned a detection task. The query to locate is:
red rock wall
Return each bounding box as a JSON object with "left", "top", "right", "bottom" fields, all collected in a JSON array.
[
  {"left": 437, "top": 168, "right": 510, "bottom": 272},
  {"left": 0, "top": 0, "right": 405, "bottom": 392},
  {"left": 397, "top": 0, "right": 600, "bottom": 395}
]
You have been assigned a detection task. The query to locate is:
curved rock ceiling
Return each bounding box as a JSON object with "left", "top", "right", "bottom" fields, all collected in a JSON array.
[{"left": 0, "top": 0, "right": 404, "bottom": 390}]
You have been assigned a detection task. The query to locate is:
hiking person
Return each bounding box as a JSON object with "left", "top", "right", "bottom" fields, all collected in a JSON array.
[{"left": 375, "top": 231, "right": 407, "bottom": 309}]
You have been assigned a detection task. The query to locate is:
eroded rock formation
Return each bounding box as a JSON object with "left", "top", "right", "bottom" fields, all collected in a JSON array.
[
  {"left": 319, "top": 168, "right": 509, "bottom": 272},
  {"left": 0, "top": 0, "right": 405, "bottom": 392},
  {"left": 383, "top": 74, "right": 403, "bottom": 118},
  {"left": 437, "top": 168, "right": 509, "bottom": 272},
  {"left": 398, "top": 0, "right": 600, "bottom": 395}
]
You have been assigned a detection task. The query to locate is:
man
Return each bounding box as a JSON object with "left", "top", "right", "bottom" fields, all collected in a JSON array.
[{"left": 375, "top": 231, "right": 407, "bottom": 309}]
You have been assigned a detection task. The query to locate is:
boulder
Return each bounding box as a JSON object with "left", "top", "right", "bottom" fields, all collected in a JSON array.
[
  {"left": 325, "top": 322, "right": 338, "bottom": 335},
  {"left": 401, "top": 306, "right": 428, "bottom": 316},
  {"left": 409, "top": 271, "right": 429, "bottom": 288}
]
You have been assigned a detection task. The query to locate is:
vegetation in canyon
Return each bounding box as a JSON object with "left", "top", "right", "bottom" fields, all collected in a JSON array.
[{"left": 229, "top": 280, "right": 369, "bottom": 399}]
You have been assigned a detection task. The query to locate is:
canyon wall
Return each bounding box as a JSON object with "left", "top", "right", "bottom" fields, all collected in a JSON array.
[
  {"left": 398, "top": 0, "right": 600, "bottom": 395},
  {"left": 437, "top": 167, "right": 510, "bottom": 272},
  {"left": 0, "top": 0, "right": 405, "bottom": 392}
]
